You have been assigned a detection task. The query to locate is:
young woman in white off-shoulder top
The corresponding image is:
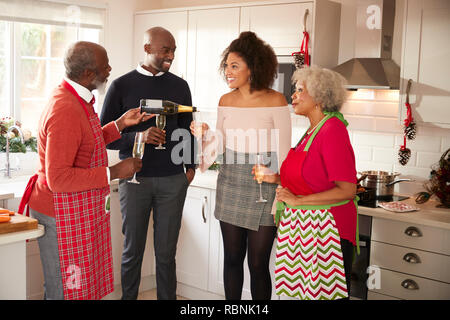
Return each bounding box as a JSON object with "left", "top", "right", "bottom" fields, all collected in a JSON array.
[{"left": 190, "top": 31, "right": 291, "bottom": 300}]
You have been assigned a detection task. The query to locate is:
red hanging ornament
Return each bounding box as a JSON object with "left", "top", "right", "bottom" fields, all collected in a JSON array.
[
  {"left": 292, "top": 31, "right": 310, "bottom": 69},
  {"left": 398, "top": 79, "right": 415, "bottom": 166},
  {"left": 404, "top": 102, "right": 417, "bottom": 140},
  {"left": 292, "top": 9, "right": 310, "bottom": 69}
]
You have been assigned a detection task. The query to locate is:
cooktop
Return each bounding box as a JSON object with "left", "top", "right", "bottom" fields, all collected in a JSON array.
[{"left": 358, "top": 195, "right": 410, "bottom": 208}]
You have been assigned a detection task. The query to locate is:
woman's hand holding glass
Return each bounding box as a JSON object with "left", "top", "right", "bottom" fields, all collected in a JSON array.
[
  {"left": 251, "top": 163, "right": 279, "bottom": 184},
  {"left": 189, "top": 121, "right": 209, "bottom": 140}
]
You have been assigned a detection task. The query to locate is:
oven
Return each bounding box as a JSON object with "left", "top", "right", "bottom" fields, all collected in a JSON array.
[
  {"left": 350, "top": 213, "right": 372, "bottom": 300},
  {"left": 272, "top": 56, "right": 296, "bottom": 104}
]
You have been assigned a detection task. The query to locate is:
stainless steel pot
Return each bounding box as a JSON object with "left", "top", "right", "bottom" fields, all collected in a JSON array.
[{"left": 358, "top": 171, "right": 412, "bottom": 197}]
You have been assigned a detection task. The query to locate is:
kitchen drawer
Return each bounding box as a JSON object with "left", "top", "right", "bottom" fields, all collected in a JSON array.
[
  {"left": 371, "top": 241, "right": 450, "bottom": 283},
  {"left": 370, "top": 268, "right": 450, "bottom": 300},
  {"left": 367, "top": 291, "right": 400, "bottom": 300},
  {"left": 372, "top": 218, "right": 450, "bottom": 255}
]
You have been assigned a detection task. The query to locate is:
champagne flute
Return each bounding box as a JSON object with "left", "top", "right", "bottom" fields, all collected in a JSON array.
[
  {"left": 128, "top": 131, "right": 145, "bottom": 184},
  {"left": 255, "top": 154, "right": 267, "bottom": 203},
  {"left": 192, "top": 112, "right": 204, "bottom": 164},
  {"left": 155, "top": 114, "right": 166, "bottom": 150}
]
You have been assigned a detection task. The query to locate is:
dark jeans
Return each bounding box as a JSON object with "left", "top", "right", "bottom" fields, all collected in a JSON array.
[{"left": 119, "top": 173, "right": 189, "bottom": 300}]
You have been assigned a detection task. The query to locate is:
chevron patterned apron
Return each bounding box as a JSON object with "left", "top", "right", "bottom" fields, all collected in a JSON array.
[{"left": 274, "top": 115, "right": 356, "bottom": 300}]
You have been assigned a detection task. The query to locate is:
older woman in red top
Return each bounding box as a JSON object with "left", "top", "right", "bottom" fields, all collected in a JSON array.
[{"left": 256, "top": 66, "right": 357, "bottom": 300}]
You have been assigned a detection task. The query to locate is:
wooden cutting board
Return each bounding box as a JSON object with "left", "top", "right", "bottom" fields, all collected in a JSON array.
[{"left": 0, "top": 214, "right": 38, "bottom": 235}]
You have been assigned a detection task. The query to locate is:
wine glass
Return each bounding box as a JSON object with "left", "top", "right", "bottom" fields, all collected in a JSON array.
[
  {"left": 192, "top": 112, "right": 205, "bottom": 163},
  {"left": 192, "top": 112, "right": 205, "bottom": 139},
  {"left": 128, "top": 131, "right": 145, "bottom": 184},
  {"left": 155, "top": 114, "right": 166, "bottom": 150},
  {"left": 255, "top": 154, "right": 267, "bottom": 203}
]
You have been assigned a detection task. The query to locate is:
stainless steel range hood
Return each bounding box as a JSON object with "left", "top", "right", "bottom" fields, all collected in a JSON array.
[{"left": 333, "top": 0, "right": 400, "bottom": 89}]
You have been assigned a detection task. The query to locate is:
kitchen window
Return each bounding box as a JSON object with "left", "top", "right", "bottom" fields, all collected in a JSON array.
[{"left": 0, "top": 0, "right": 105, "bottom": 134}]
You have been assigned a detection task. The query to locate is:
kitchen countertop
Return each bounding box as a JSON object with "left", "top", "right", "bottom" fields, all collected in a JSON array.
[
  {"left": 358, "top": 198, "right": 450, "bottom": 230},
  {"left": 0, "top": 225, "right": 44, "bottom": 246}
]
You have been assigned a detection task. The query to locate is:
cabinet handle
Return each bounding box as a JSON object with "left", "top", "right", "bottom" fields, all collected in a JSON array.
[
  {"left": 401, "top": 279, "right": 419, "bottom": 290},
  {"left": 201, "top": 196, "right": 207, "bottom": 224},
  {"left": 403, "top": 253, "right": 421, "bottom": 264},
  {"left": 404, "top": 226, "right": 422, "bottom": 237}
]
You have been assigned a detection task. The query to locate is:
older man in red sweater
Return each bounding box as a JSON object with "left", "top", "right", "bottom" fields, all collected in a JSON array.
[{"left": 19, "top": 41, "right": 153, "bottom": 300}]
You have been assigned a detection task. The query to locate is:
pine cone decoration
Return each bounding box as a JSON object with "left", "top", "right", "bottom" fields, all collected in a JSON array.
[
  {"left": 293, "top": 53, "right": 305, "bottom": 69},
  {"left": 398, "top": 147, "right": 411, "bottom": 166},
  {"left": 405, "top": 121, "right": 417, "bottom": 140}
]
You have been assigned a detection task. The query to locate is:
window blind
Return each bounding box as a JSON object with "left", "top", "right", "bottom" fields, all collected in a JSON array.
[{"left": 0, "top": 0, "right": 105, "bottom": 29}]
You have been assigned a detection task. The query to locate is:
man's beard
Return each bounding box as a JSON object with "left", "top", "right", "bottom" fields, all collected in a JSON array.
[{"left": 93, "top": 78, "right": 107, "bottom": 95}]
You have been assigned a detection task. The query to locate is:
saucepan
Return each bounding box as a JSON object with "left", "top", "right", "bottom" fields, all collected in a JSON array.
[{"left": 358, "top": 171, "right": 413, "bottom": 197}]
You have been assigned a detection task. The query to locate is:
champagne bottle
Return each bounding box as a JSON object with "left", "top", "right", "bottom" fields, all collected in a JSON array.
[{"left": 140, "top": 99, "right": 197, "bottom": 115}]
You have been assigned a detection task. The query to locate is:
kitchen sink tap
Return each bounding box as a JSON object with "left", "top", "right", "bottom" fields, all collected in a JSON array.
[{"left": 2, "top": 125, "right": 25, "bottom": 178}]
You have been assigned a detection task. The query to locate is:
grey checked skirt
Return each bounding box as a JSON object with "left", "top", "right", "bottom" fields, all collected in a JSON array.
[{"left": 214, "top": 149, "right": 278, "bottom": 231}]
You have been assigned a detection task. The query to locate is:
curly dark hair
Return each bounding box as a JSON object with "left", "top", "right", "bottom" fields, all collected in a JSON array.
[{"left": 220, "top": 31, "right": 278, "bottom": 92}]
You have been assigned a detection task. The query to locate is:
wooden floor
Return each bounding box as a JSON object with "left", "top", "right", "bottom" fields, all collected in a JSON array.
[{"left": 137, "top": 288, "right": 188, "bottom": 300}]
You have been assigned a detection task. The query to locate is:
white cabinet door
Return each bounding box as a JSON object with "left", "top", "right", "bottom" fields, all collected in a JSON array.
[
  {"left": 109, "top": 185, "right": 155, "bottom": 290},
  {"left": 207, "top": 189, "right": 225, "bottom": 296},
  {"left": 240, "top": 2, "right": 313, "bottom": 56},
  {"left": 177, "top": 186, "right": 212, "bottom": 291},
  {"left": 134, "top": 11, "right": 188, "bottom": 79},
  {"left": 109, "top": 186, "right": 125, "bottom": 284},
  {"left": 207, "top": 188, "right": 278, "bottom": 300},
  {"left": 186, "top": 8, "right": 240, "bottom": 111},
  {"left": 401, "top": 0, "right": 450, "bottom": 128}
]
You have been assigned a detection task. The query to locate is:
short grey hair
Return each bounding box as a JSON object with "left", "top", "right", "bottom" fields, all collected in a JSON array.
[
  {"left": 64, "top": 41, "right": 97, "bottom": 81},
  {"left": 292, "top": 65, "right": 347, "bottom": 112}
]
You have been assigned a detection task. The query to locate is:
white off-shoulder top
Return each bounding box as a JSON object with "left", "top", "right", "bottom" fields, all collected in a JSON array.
[{"left": 199, "top": 105, "right": 292, "bottom": 172}]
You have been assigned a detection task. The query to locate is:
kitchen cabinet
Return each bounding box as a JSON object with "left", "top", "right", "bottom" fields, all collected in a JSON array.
[
  {"left": 239, "top": 0, "right": 341, "bottom": 68},
  {"left": 133, "top": 10, "right": 188, "bottom": 79},
  {"left": 0, "top": 225, "right": 44, "bottom": 300},
  {"left": 108, "top": 183, "right": 156, "bottom": 298},
  {"left": 186, "top": 7, "right": 240, "bottom": 111},
  {"left": 240, "top": 2, "right": 313, "bottom": 56},
  {"left": 400, "top": 0, "right": 450, "bottom": 128},
  {"left": 176, "top": 186, "right": 214, "bottom": 292},
  {"left": 368, "top": 217, "right": 450, "bottom": 300}
]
